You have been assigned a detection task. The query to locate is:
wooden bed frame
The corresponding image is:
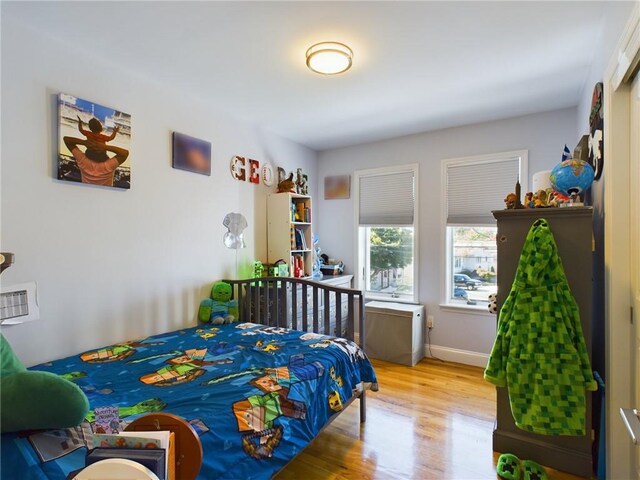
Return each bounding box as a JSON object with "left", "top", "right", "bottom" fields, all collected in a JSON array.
[{"left": 222, "top": 276, "right": 368, "bottom": 422}]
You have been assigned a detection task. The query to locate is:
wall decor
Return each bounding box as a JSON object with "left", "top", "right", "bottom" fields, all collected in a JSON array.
[
  {"left": 248, "top": 159, "right": 260, "bottom": 184},
  {"left": 230, "top": 156, "right": 265, "bottom": 184},
  {"left": 172, "top": 132, "right": 211, "bottom": 176},
  {"left": 58, "top": 93, "right": 131, "bottom": 189},
  {"left": 588, "top": 82, "right": 604, "bottom": 180},
  {"left": 277, "top": 167, "right": 288, "bottom": 185},
  {"left": 324, "top": 175, "right": 350, "bottom": 199},
  {"left": 261, "top": 164, "right": 275, "bottom": 186},
  {"left": 230, "top": 155, "right": 247, "bottom": 181},
  {"left": 574, "top": 135, "right": 589, "bottom": 162}
]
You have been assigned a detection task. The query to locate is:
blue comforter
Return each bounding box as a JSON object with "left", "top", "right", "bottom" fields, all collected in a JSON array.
[{"left": 1, "top": 322, "right": 378, "bottom": 479}]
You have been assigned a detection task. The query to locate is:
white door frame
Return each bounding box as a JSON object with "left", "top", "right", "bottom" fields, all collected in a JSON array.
[{"left": 604, "top": 4, "right": 640, "bottom": 479}]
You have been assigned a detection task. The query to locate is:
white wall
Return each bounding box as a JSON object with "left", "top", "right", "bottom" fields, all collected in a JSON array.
[
  {"left": 0, "top": 18, "right": 317, "bottom": 366},
  {"left": 576, "top": 1, "right": 637, "bottom": 136},
  {"left": 316, "top": 107, "right": 577, "bottom": 357},
  {"left": 572, "top": 2, "right": 636, "bottom": 478},
  {"left": 573, "top": 0, "right": 635, "bottom": 394}
]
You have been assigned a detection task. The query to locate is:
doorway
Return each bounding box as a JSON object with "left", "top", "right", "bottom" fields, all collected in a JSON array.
[
  {"left": 630, "top": 69, "right": 640, "bottom": 480},
  {"left": 605, "top": 8, "right": 640, "bottom": 478}
]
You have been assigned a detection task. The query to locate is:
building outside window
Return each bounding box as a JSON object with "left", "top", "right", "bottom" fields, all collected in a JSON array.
[{"left": 449, "top": 226, "right": 498, "bottom": 306}]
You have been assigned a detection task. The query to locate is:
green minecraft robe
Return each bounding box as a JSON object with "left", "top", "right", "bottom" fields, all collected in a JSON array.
[{"left": 484, "top": 218, "right": 597, "bottom": 436}]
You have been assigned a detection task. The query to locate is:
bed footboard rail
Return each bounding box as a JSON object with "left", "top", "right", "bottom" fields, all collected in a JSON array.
[
  {"left": 223, "top": 276, "right": 368, "bottom": 424},
  {"left": 221, "top": 277, "right": 365, "bottom": 348}
]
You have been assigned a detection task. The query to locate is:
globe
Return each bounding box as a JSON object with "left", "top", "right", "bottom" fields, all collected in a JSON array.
[{"left": 550, "top": 159, "right": 595, "bottom": 196}]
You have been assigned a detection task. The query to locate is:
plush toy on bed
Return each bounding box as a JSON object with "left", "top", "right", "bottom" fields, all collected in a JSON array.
[
  {"left": 0, "top": 334, "right": 89, "bottom": 433},
  {"left": 198, "top": 281, "right": 239, "bottom": 324}
]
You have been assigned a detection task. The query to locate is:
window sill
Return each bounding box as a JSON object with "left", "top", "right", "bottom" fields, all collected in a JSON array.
[
  {"left": 438, "top": 303, "right": 496, "bottom": 317},
  {"left": 364, "top": 297, "right": 422, "bottom": 306},
  {"left": 365, "top": 295, "right": 418, "bottom": 305}
]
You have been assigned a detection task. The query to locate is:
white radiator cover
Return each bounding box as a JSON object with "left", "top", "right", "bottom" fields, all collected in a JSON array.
[{"left": 364, "top": 301, "right": 425, "bottom": 366}]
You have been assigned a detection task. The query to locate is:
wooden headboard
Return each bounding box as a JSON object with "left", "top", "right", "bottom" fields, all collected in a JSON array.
[{"left": 221, "top": 277, "right": 365, "bottom": 349}]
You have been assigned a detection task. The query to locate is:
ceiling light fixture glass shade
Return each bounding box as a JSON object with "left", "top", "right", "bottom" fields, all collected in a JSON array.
[{"left": 306, "top": 42, "right": 353, "bottom": 75}]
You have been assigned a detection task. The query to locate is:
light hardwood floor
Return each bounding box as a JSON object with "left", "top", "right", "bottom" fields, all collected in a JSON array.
[{"left": 276, "top": 358, "right": 587, "bottom": 480}]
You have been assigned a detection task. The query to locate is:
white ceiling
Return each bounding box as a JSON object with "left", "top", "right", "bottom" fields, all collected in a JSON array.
[{"left": 3, "top": 1, "right": 609, "bottom": 151}]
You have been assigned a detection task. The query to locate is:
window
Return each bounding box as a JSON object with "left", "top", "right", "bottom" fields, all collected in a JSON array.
[
  {"left": 443, "top": 151, "right": 527, "bottom": 308},
  {"left": 356, "top": 165, "right": 418, "bottom": 302}
]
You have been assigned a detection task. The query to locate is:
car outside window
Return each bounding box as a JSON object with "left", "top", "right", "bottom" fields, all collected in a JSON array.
[{"left": 448, "top": 226, "right": 497, "bottom": 307}]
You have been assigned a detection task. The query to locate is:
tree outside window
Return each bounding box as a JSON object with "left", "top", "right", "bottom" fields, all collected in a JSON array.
[{"left": 365, "top": 227, "right": 414, "bottom": 299}]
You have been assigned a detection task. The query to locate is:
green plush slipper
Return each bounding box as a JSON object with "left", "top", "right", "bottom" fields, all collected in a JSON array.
[
  {"left": 521, "top": 460, "right": 548, "bottom": 480},
  {"left": 497, "top": 453, "right": 521, "bottom": 480}
]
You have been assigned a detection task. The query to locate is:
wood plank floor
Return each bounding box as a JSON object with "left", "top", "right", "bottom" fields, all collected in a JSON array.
[{"left": 276, "top": 358, "right": 588, "bottom": 480}]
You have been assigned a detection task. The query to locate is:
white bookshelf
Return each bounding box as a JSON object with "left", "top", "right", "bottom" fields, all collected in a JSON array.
[{"left": 267, "top": 193, "right": 312, "bottom": 278}]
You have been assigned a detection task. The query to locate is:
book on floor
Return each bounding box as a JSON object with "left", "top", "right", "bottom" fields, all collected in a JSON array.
[
  {"left": 90, "top": 429, "right": 171, "bottom": 478},
  {"left": 86, "top": 448, "right": 166, "bottom": 480}
]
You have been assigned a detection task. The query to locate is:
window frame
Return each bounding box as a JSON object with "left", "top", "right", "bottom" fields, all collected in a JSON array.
[
  {"left": 354, "top": 163, "right": 419, "bottom": 304},
  {"left": 440, "top": 150, "right": 528, "bottom": 312}
]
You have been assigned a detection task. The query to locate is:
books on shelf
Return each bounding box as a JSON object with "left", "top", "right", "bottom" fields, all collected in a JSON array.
[
  {"left": 291, "top": 254, "right": 305, "bottom": 278},
  {"left": 291, "top": 200, "right": 311, "bottom": 223},
  {"left": 268, "top": 192, "right": 313, "bottom": 280},
  {"left": 293, "top": 228, "right": 308, "bottom": 251}
]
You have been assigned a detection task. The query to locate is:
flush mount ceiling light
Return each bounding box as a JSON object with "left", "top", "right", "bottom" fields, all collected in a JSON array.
[{"left": 306, "top": 42, "right": 353, "bottom": 75}]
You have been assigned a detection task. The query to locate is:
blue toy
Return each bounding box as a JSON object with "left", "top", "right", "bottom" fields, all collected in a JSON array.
[
  {"left": 550, "top": 159, "right": 594, "bottom": 197},
  {"left": 312, "top": 233, "right": 323, "bottom": 280}
]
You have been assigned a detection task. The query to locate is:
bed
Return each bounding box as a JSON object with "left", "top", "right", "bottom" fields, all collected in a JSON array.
[{"left": 1, "top": 277, "right": 378, "bottom": 480}]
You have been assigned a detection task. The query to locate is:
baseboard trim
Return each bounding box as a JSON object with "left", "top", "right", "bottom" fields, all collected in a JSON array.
[{"left": 425, "top": 344, "right": 489, "bottom": 368}]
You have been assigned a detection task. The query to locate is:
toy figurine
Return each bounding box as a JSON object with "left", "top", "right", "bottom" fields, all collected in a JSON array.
[
  {"left": 534, "top": 189, "right": 544, "bottom": 207},
  {"left": 504, "top": 193, "right": 517, "bottom": 209},
  {"left": 277, "top": 172, "right": 296, "bottom": 193},
  {"left": 514, "top": 178, "right": 523, "bottom": 209},
  {"left": 296, "top": 168, "right": 308, "bottom": 195},
  {"left": 312, "top": 233, "right": 323, "bottom": 280},
  {"left": 198, "top": 281, "right": 239, "bottom": 324},
  {"left": 550, "top": 189, "right": 570, "bottom": 207},
  {"left": 253, "top": 261, "right": 265, "bottom": 278},
  {"left": 487, "top": 293, "right": 498, "bottom": 314},
  {"left": 524, "top": 192, "right": 534, "bottom": 208},
  {"left": 272, "top": 259, "right": 288, "bottom": 277}
]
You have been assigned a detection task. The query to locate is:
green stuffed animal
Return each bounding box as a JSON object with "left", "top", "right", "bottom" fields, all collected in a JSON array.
[
  {"left": 0, "top": 334, "right": 89, "bottom": 433},
  {"left": 198, "top": 281, "right": 239, "bottom": 324}
]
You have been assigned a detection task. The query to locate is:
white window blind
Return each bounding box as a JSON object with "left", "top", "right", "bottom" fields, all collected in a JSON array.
[
  {"left": 446, "top": 155, "right": 522, "bottom": 225},
  {"left": 359, "top": 170, "right": 415, "bottom": 226}
]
